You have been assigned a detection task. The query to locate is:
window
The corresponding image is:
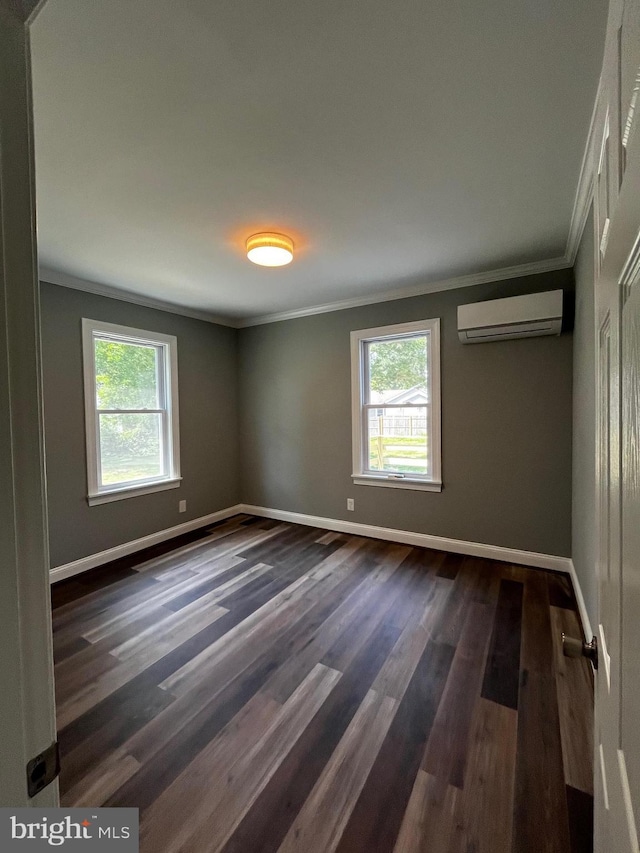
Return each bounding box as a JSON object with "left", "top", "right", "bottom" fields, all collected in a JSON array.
[
  {"left": 82, "top": 319, "right": 180, "bottom": 505},
  {"left": 351, "top": 318, "right": 441, "bottom": 491}
]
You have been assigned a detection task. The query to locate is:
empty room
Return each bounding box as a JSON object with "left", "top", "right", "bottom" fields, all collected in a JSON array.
[{"left": 1, "top": 1, "right": 639, "bottom": 852}]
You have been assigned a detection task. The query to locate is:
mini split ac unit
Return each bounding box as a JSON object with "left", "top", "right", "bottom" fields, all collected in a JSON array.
[{"left": 457, "top": 290, "right": 563, "bottom": 344}]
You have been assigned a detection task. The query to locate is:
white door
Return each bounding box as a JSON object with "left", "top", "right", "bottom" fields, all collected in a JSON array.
[
  {"left": 0, "top": 0, "right": 59, "bottom": 806},
  {"left": 593, "top": 0, "right": 640, "bottom": 849}
]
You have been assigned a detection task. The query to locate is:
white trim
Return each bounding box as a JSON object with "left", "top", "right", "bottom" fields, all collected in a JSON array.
[
  {"left": 239, "top": 504, "right": 572, "bottom": 572},
  {"left": 238, "top": 257, "right": 571, "bottom": 327},
  {"left": 40, "top": 268, "right": 237, "bottom": 328},
  {"left": 41, "top": 258, "right": 574, "bottom": 330},
  {"left": 352, "top": 475, "right": 442, "bottom": 492},
  {"left": 568, "top": 558, "right": 594, "bottom": 642},
  {"left": 599, "top": 621, "right": 612, "bottom": 692},
  {"left": 600, "top": 743, "right": 610, "bottom": 811},
  {"left": 350, "top": 318, "right": 441, "bottom": 489},
  {"left": 49, "top": 504, "right": 244, "bottom": 583},
  {"left": 566, "top": 79, "right": 602, "bottom": 264},
  {"left": 87, "top": 477, "right": 182, "bottom": 506},
  {"left": 82, "top": 318, "right": 181, "bottom": 504},
  {"left": 50, "top": 500, "right": 575, "bottom": 584},
  {"left": 0, "top": 7, "right": 59, "bottom": 805}
]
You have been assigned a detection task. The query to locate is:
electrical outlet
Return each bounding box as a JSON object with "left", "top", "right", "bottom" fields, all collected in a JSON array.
[
  {"left": 179, "top": 500, "right": 187, "bottom": 513},
  {"left": 347, "top": 498, "right": 355, "bottom": 511}
]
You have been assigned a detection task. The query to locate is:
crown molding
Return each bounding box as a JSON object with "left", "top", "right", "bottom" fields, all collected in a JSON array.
[
  {"left": 40, "top": 256, "right": 572, "bottom": 333},
  {"left": 39, "top": 267, "right": 239, "bottom": 328},
  {"left": 237, "top": 256, "right": 571, "bottom": 327},
  {"left": 32, "top": 9, "right": 606, "bottom": 332},
  {"left": 565, "top": 78, "right": 601, "bottom": 265}
]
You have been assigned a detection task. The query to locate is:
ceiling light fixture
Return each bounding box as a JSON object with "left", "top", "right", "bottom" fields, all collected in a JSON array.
[{"left": 246, "top": 232, "right": 294, "bottom": 267}]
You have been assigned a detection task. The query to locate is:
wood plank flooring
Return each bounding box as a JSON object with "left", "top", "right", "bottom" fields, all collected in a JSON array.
[{"left": 51, "top": 515, "right": 594, "bottom": 853}]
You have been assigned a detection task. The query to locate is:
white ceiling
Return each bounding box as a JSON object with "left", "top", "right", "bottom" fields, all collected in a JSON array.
[{"left": 31, "top": 0, "right": 607, "bottom": 323}]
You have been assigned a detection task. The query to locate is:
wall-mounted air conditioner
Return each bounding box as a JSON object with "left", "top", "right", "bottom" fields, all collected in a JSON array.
[{"left": 457, "top": 290, "right": 563, "bottom": 344}]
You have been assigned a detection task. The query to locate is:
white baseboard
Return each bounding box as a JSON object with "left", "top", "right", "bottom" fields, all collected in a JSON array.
[
  {"left": 568, "top": 559, "right": 594, "bottom": 641},
  {"left": 49, "top": 504, "right": 244, "bottom": 583},
  {"left": 239, "top": 504, "right": 573, "bottom": 573},
  {"left": 50, "top": 501, "right": 577, "bottom": 589}
]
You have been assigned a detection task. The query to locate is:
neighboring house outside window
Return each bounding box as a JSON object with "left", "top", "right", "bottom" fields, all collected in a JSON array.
[
  {"left": 350, "top": 318, "right": 441, "bottom": 491},
  {"left": 82, "top": 319, "right": 181, "bottom": 505}
]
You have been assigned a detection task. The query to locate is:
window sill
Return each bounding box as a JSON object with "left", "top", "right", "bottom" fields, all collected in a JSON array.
[
  {"left": 352, "top": 474, "right": 442, "bottom": 492},
  {"left": 88, "top": 477, "right": 182, "bottom": 506}
]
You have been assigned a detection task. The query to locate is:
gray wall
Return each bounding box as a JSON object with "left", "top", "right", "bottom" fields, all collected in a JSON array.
[
  {"left": 239, "top": 269, "right": 574, "bottom": 557},
  {"left": 572, "top": 206, "right": 597, "bottom": 627},
  {"left": 42, "top": 267, "right": 576, "bottom": 567},
  {"left": 40, "top": 282, "right": 240, "bottom": 567}
]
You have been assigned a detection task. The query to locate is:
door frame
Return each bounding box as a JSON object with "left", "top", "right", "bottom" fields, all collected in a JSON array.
[
  {"left": 574, "top": 0, "right": 640, "bottom": 848},
  {"left": 0, "top": 0, "right": 58, "bottom": 807}
]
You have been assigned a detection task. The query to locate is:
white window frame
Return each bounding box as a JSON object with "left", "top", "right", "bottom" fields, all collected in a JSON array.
[
  {"left": 82, "top": 319, "right": 181, "bottom": 505},
  {"left": 351, "top": 318, "right": 442, "bottom": 492}
]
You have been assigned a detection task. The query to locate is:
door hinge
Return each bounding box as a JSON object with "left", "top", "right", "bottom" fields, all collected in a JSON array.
[
  {"left": 27, "top": 740, "right": 60, "bottom": 798},
  {"left": 562, "top": 633, "right": 599, "bottom": 670}
]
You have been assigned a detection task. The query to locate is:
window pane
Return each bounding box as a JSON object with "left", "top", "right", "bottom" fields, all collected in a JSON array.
[
  {"left": 99, "top": 413, "right": 164, "bottom": 485},
  {"left": 94, "top": 338, "right": 160, "bottom": 410},
  {"left": 367, "top": 335, "right": 428, "bottom": 406},
  {"left": 367, "top": 406, "right": 429, "bottom": 476}
]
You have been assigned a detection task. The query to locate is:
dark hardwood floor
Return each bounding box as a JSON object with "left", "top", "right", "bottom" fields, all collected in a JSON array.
[{"left": 51, "top": 515, "right": 594, "bottom": 853}]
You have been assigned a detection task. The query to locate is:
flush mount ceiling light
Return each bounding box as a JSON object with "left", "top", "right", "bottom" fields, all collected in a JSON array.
[{"left": 246, "top": 232, "right": 294, "bottom": 267}]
